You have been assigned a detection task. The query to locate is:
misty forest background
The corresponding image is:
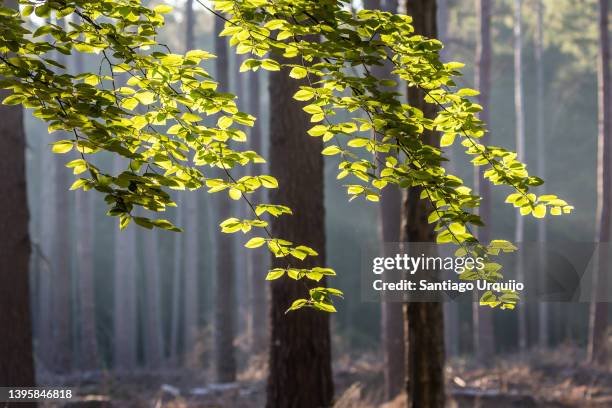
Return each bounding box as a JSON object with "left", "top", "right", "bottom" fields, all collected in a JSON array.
[{"left": 19, "top": 0, "right": 611, "bottom": 406}]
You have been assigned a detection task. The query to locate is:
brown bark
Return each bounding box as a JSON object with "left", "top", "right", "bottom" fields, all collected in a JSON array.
[
  {"left": 473, "top": 0, "right": 495, "bottom": 362},
  {"left": 214, "top": 15, "right": 237, "bottom": 382},
  {"left": 0, "top": 12, "right": 36, "bottom": 392},
  {"left": 247, "top": 68, "right": 268, "bottom": 352},
  {"left": 403, "top": 1, "right": 445, "bottom": 407},
  {"left": 266, "top": 59, "right": 333, "bottom": 408},
  {"left": 364, "top": 0, "right": 406, "bottom": 401},
  {"left": 588, "top": 0, "right": 610, "bottom": 366}
]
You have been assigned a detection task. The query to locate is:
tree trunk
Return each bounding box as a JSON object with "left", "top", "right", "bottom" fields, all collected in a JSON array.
[
  {"left": 513, "top": 0, "right": 527, "bottom": 353},
  {"left": 170, "top": 196, "right": 183, "bottom": 364},
  {"left": 437, "top": 0, "right": 460, "bottom": 360},
  {"left": 534, "top": 0, "right": 549, "bottom": 350},
  {"left": 37, "top": 64, "right": 55, "bottom": 371},
  {"left": 247, "top": 67, "right": 268, "bottom": 353},
  {"left": 73, "top": 34, "right": 99, "bottom": 371},
  {"left": 473, "top": 0, "right": 495, "bottom": 362},
  {"left": 0, "top": 3, "right": 36, "bottom": 389},
  {"left": 183, "top": 192, "right": 200, "bottom": 359},
  {"left": 51, "top": 17, "right": 72, "bottom": 374},
  {"left": 183, "top": 0, "right": 200, "bottom": 362},
  {"left": 588, "top": 0, "right": 610, "bottom": 366},
  {"left": 142, "top": 229, "right": 164, "bottom": 368},
  {"left": 233, "top": 52, "right": 249, "bottom": 340},
  {"left": 214, "top": 16, "right": 237, "bottom": 382},
  {"left": 364, "top": 0, "right": 406, "bottom": 401},
  {"left": 266, "top": 57, "right": 333, "bottom": 408},
  {"left": 113, "top": 157, "right": 137, "bottom": 371},
  {"left": 403, "top": 1, "right": 445, "bottom": 407}
]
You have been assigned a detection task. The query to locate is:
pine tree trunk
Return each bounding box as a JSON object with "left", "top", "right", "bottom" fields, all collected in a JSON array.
[
  {"left": 233, "top": 52, "right": 249, "bottom": 339},
  {"left": 214, "top": 16, "right": 237, "bottom": 382},
  {"left": 75, "top": 188, "right": 98, "bottom": 370},
  {"left": 183, "top": 193, "right": 200, "bottom": 359},
  {"left": 143, "top": 229, "right": 164, "bottom": 368},
  {"left": 183, "top": 0, "right": 200, "bottom": 362},
  {"left": 438, "top": 0, "right": 460, "bottom": 360},
  {"left": 73, "top": 35, "right": 99, "bottom": 371},
  {"left": 403, "top": 1, "right": 445, "bottom": 407},
  {"left": 0, "top": 7, "right": 36, "bottom": 389},
  {"left": 51, "top": 18, "right": 72, "bottom": 373},
  {"left": 473, "top": 0, "right": 495, "bottom": 362},
  {"left": 588, "top": 0, "right": 610, "bottom": 366},
  {"left": 363, "top": 0, "right": 405, "bottom": 401},
  {"left": 37, "top": 71, "right": 55, "bottom": 370},
  {"left": 266, "top": 58, "right": 333, "bottom": 408},
  {"left": 170, "top": 196, "right": 183, "bottom": 364},
  {"left": 113, "top": 157, "right": 137, "bottom": 371},
  {"left": 534, "top": 0, "right": 549, "bottom": 350},
  {"left": 247, "top": 68, "right": 268, "bottom": 353},
  {"left": 513, "top": 0, "right": 528, "bottom": 353}
]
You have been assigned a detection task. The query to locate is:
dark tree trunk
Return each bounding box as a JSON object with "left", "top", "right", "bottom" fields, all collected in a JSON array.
[
  {"left": 0, "top": 5, "right": 36, "bottom": 391},
  {"left": 473, "top": 0, "right": 495, "bottom": 362},
  {"left": 364, "top": 0, "right": 405, "bottom": 401},
  {"left": 588, "top": 0, "right": 610, "bottom": 366},
  {"left": 266, "top": 59, "right": 333, "bottom": 408},
  {"left": 247, "top": 68, "right": 268, "bottom": 353},
  {"left": 403, "top": 1, "right": 445, "bottom": 407},
  {"left": 214, "top": 16, "right": 237, "bottom": 382}
]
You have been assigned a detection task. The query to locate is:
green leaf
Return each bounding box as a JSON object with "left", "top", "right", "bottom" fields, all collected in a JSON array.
[
  {"left": 259, "top": 175, "right": 279, "bottom": 188},
  {"left": 261, "top": 59, "right": 281, "bottom": 71},
  {"left": 135, "top": 91, "right": 156, "bottom": 105},
  {"left": 228, "top": 188, "right": 242, "bottom": 200},
  {"left": 121, "top": 97, "right": 139, "bottom": 111},
  {"left": 245, "top": 237, "right": 266, "bottom": 248},
  {"left": 308, "top": 125, "right": 329, "bottom": 137},
  {"left": 440, "top": 132, "right": 455, "bottom": 147},
  {"left": 322, "top": 145, "right": 341, "bottom": 156},
  {"left": 289, "top": 66, "right": 308, "bottom": 79},
  {"left": 457, "top": 88, "right": 480, "bottom": 97},
  {"left": 294, "top": 89, "right": 315, "bottom": 101},
  {"left": 448, "top": 222, "right": 466, "bottom": 235},
  {"left": 286, "top": 299, "right": 308, "bottom": 313},
  {"left": 154, "top": 4, "right": 174, "bottom": 14},
  {"left": 266, "top": 268, "right": 285, "bottom": 280},
  {"left": 313, "top": 301, "right": 337, "bottom": 312},
  {"left": 533, "top": 204, "right": 546, "bottom": 218},
  {"left": 51, "top": 140, "right": 74, "bottom": 154},
  {"left": 218, "top": 116, "right": 233, "bottom": 130}
]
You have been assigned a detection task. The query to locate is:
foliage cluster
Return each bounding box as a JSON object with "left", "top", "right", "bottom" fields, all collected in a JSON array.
[{"left": 0, "top": 0, "right": 573, "bottom": 311}]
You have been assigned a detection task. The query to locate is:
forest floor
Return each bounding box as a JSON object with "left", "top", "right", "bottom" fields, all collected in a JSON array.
[{"left": 42, "top": 344, "right": 611, "bottom": 407}]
